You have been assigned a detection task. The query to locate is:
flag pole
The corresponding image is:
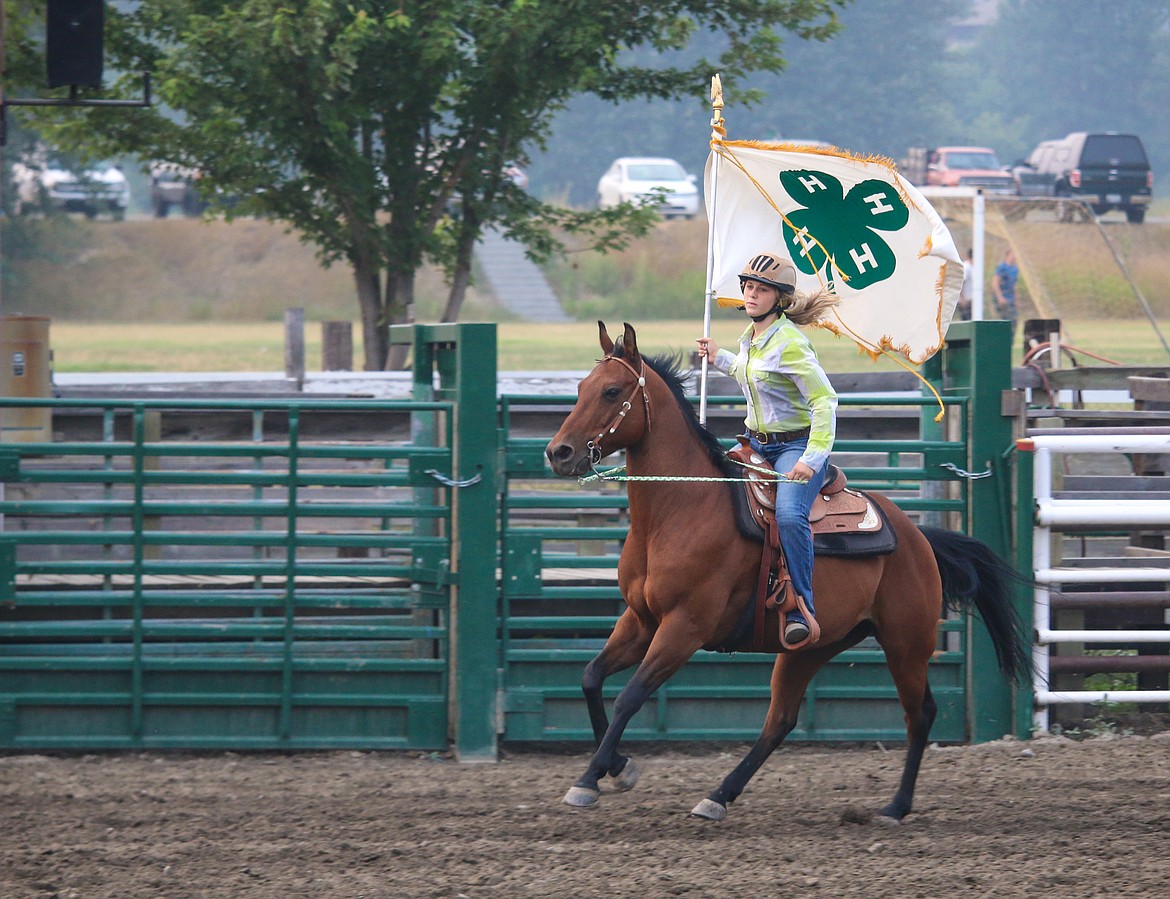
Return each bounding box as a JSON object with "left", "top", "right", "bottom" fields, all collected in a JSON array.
[{"left": 699, "top": 74, "right": 725, "bottom": 425}]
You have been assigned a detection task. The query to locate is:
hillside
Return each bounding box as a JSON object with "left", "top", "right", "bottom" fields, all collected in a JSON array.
[
  {"left": 0, "top": 217, "right": 492, "bottom": 323},
  {"left": 3, "top": 212, "right": 1170, "bottom": 327}
]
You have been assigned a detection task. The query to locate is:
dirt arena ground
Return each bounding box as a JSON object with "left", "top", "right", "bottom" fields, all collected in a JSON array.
[{"left": 3, "top": 731, "right": 1170, "bottom": 898}]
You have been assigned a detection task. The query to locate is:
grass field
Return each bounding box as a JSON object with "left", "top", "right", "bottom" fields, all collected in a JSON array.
[
  {"left": 10, "top": 212, "right": 1170, "bottom": 374},
  {"left": 47, "top": 317, "right": 1170, "bottom": 373}
]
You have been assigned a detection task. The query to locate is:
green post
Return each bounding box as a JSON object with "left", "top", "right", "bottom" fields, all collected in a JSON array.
[
  {"left": 393, "top": 323, "right": 500, "bottom": 761},
  {"left": 940, "top": 319, "right": 1017, "bottom": 741}
]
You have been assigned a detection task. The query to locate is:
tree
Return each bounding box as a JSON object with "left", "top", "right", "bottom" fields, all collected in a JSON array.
[{"left": 20, "top": 0, "right": 845, "bottom": 369}]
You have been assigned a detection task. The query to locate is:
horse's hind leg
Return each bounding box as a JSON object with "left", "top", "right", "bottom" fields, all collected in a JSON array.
[
  {"left": 692, "top": 644, "right": 841, "bottom": 821},
  {"left": 878, "top": 677, "right": 937, "bottom": 824},
  {"left": 578, "top": 609, "right": 653, "bottom": 792}
]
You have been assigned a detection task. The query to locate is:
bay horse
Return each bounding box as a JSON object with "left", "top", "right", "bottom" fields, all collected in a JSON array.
[{"left": 544, "top": 322, "right": 1031, "bottom": 823}]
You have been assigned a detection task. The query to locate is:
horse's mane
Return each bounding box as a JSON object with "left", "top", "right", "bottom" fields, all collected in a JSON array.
[{"left": 612, "top": 339, "right": 739, "bottom": 478}]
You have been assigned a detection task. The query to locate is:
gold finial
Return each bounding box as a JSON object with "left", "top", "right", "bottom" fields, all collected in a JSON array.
[{"left": 710, "top": 74, "right": 726, "bottom": 142}]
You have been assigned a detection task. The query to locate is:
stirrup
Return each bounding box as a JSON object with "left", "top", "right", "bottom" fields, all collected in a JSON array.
[
  {"left": 779, "top": 601, "right": 820, "bottom": 650},
  {"left": 783, "top": 618, "right": 810, "bottom": 645}
]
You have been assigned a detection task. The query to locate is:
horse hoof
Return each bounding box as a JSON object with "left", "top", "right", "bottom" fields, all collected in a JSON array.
[
  {"left": 875, "top": 814, "right": 903, "bottom": 827},
  {"left": 690, "top": 798, "right": 727, "bottom": 821},
  {"left": 611, "top": 759, "right": 640, "bottom": 792},
  {"left": 563, "top": 786, "right": 601, "bottom": 808}
]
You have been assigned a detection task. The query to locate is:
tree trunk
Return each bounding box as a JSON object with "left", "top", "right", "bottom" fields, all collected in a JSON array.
[
  {"left": 354, "top": 261, "right": 386, "bottom": 371},
  {"left": 384, "top": 267, "right": 415, "bottom": 371},
  {"left": 441, "top": 207, "right": 481, "bottom": 323}
]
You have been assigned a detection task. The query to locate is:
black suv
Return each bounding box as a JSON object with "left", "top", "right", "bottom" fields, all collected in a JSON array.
[{"left": 1026, "top": 132, "right": 1152, "bottom": 223}]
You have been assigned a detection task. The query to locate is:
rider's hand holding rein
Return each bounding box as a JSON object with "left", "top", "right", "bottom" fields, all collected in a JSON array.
[{"left": 783, "top": 460, "right": 814, "bottom": 483}]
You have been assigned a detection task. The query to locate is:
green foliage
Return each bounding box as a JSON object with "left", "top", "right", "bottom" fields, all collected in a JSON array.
[
  {"left": 1050, "top": 714, "right": 1135, "bottom": 740},
  {"left": 11, "top": 0, "right": 846, "bottom": 367}
]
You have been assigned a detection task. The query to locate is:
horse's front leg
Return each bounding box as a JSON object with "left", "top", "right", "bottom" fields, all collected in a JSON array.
[
  {"left": 564, "top": 618, "right": 702, "bottom": 808},
  {"left": 692, "top": 642, "right": 842, "bottom": 821},
  {"left": 579, "top": 610, "right": 653, "bottom": 793}
]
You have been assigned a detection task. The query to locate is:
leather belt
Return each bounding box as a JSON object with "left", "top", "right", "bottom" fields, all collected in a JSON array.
[{"left": 748, "top": 427, "right": 811, "bottom": 445}]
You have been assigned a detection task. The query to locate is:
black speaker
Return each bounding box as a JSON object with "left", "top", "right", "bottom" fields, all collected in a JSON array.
[{"left": 47, "top": 0, "right": 105, "bottom": 89}]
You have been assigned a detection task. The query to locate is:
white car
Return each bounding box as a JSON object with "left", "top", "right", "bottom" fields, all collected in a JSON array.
[
  {"left": 597, "top": 156, "right": 700, "bottom": 219},
  {"left": 13, "top": 160, "right": 130, "bottom": 220}
]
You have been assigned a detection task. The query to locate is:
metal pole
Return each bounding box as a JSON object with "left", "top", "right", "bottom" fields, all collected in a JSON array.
[
  {"left": 1093, "top": 218, "right": 1170, "bottom": 360},
  {"left": 699, "top": 74, "right": 724, "bottom": 425},
  {"left": 1, "top": 0, "right": 7, "bottom": 535},
  {"left": 971, "top": 190, "right": 985, "bottom": 320}
]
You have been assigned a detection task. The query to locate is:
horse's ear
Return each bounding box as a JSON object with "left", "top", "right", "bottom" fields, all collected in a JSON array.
[
  {"left": 598, "top": 321, "right": 614, "bottom": 356},
  {"left": 622, "top": 323, "right": 640, "bottom": 365}
]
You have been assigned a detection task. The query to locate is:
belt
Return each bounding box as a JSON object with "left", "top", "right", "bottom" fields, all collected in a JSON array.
[{"left": 748, "top": 427, "right": 810, "bottom": 445}]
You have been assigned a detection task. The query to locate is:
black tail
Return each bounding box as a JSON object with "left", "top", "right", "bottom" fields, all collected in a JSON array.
[{"left": 919, "top": 526, "right": 1033, "bottom": 685}]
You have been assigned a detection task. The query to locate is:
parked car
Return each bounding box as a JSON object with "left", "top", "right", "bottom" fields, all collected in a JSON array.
[
  {"left": 1024, "top": 132, "right": 1152, "bottom": 223},
  {"left": 901, "top": 146, "right": 1016, "bottom": 194},
  {"left": 12, "top": 159, "right": 129, "bottom": 219},
  {"left": 597, "top": 156, "right": 700, "bottom": 219},
  {"left": 149, "top": 163, "right": 208, "bottom": 217},
  {"left": 1005, "top": 155, "right": 1057, "bottom": 197}
]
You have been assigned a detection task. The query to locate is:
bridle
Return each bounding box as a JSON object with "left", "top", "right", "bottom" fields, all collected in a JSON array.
[{"left": 586, "top": 354, "right": 651, "bottom": 465}]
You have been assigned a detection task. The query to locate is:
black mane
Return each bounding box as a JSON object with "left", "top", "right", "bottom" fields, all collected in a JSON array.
[{"left": 612, "top": 339, "right": 739, "bottom": 478}]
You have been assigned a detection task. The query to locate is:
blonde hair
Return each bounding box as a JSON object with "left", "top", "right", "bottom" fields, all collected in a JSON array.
[{"left": 781, "top": 285, "right": 839, "bottom": 327}]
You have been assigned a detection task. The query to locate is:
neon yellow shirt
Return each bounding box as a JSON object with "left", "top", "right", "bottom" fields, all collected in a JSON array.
[{"left": 713, "top": 317, "right": 837, "bottom": 471}]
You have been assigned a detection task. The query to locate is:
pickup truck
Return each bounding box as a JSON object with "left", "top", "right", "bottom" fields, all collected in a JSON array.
[{"left": 901, "top": 146, "right": 1016, "bottom": 194}]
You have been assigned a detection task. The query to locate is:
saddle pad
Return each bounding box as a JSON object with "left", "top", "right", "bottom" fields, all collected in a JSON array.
[{"left": 812, "top": 497, "right": 897, "bottom": 557}]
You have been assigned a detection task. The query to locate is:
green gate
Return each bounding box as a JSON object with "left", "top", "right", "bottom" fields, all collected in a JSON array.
[
  {"left": 498, "top": 320, "right": 1023, "bottom": 745},
  {"left": 0, "top": 324, "right": 499, "bottom": 754}
]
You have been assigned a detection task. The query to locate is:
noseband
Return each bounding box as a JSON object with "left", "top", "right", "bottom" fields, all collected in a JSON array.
[{"left": 587, "top": 355, "right": 651, "bottom": 464}]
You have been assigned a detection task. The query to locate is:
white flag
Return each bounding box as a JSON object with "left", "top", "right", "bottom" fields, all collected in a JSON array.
[{"left": 706, "top": 141, "right": 962, "bottom": 364}]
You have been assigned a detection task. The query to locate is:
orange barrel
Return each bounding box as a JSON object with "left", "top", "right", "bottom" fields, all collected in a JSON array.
[{"left": 0, "top": 316, "right": 52, "bottom": 443}]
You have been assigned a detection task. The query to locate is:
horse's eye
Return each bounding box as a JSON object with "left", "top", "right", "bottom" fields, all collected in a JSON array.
[{"left": 603, "top": 385, "right": 623, "bottom": 400}]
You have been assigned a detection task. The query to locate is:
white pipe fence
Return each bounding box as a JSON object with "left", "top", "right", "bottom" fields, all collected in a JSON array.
[{"left": 1029, "top": 433, "right": 1170, "bottom": 733}]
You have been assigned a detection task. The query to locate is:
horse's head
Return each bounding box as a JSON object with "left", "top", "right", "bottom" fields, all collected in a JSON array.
[{"left": 545, "top": 321, "right": 651, "bottom": 478}]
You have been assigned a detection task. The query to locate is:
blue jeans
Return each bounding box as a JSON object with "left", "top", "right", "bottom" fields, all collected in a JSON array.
[{"left": 749, "top": 436, "right": 825, "bottom": 621}]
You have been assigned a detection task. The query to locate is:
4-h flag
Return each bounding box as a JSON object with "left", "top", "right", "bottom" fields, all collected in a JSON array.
[{"left": 706, "top": 141, "right": 963, "bottom": 364}]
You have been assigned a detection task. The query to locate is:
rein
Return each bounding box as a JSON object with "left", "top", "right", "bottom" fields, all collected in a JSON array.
[
  {"left": 586, "top": 355, "right": 651, "bottom": 466},
  {"left": 580, "top": 457, "right": 798, "bottom": 485}
]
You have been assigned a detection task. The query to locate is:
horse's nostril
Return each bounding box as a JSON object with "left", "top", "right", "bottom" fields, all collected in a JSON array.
[{"left": 547, "top": 442, "right": 572, "bottom": 463}]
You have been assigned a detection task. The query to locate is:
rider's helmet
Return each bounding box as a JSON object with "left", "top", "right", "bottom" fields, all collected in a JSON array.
[{"left": 738, "top": 253, "right": 796, "bottom": 293}]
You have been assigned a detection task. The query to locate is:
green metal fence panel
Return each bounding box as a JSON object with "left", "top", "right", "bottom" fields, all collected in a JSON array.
[
  {"left": 390, "top": 322, "right": 500, "bottom": 760},
  {"left": 927, "top": 321, "right": 1024, "bottom": 740},
  {"left": 0, "top": 395, "right": 455, "bottom": 750},
  {"left": 499, "top": 384, "right": 975, "bottom": 744},
  {"left": 0, "top": 323, "right": 1019, "bottom": 755}
]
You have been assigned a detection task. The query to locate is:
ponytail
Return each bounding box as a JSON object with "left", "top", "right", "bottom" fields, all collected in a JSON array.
[{"left": 781, "top": 286, "right": 840, "bottom": 327}]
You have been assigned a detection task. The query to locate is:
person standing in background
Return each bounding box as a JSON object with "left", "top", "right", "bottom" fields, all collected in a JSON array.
[{"left": 992, "top": 247, "right": 1019, "bottom": 341}]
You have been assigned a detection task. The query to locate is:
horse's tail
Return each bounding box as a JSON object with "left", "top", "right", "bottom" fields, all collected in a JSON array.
[{"left": 918, "top": 526, "right": 1033, "bottom": 685}]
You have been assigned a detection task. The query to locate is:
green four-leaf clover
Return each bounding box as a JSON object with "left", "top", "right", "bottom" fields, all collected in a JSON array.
[{"left": 779, "top": 169, "right": 909, "bottom": 290}]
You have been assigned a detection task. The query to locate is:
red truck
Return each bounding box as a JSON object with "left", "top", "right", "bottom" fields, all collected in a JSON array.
[{"left": 902, "top": 146, "right": 1016, "bottom": 194}]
